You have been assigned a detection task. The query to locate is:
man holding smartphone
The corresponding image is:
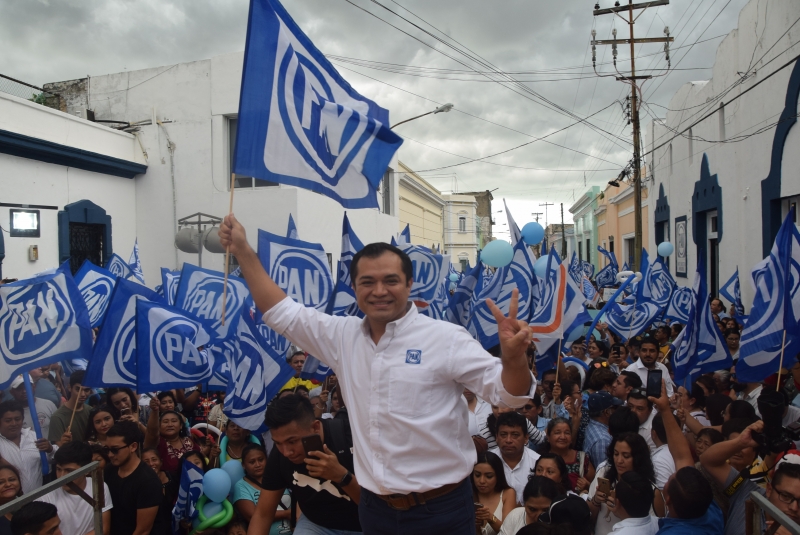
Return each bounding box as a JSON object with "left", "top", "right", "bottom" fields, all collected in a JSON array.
[
  {"left": 220, "top": 215, "right": 535, "bottom": 535},
  {"left": 627, "top": 334, "right": 674, "bottom": 397}
]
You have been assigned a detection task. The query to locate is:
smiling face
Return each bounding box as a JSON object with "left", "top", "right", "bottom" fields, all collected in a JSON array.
[
  {"left": 142, "top": 450, "right": 162, "bottom": 473},
  {"left": 0, "top": 410, "right": 23, "bottom": 441},
  {"left": 547, "top": 422, "right": 572, "bottom": 451},
  {"left": 352, "top": 251, "right": 413, "bottom": 324},
  {"left": 472, "top": 462, "right": 497, "bottom": 495},
  {"left": 0, "top": 467, "right": 21, "bottom": 504}
]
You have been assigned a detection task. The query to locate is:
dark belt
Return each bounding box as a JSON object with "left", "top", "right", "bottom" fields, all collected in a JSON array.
[{"left": 376, "top": 482, "right": 461, "bottom": 511}]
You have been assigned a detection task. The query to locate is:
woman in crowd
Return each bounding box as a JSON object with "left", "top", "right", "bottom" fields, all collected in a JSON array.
[
  {"left": 534, "top": 453, "right": 573, "bottom": 494},
  {"left": 142, "top": 448, "right": 179, "bottom": 535},
  {"left": 84, "top": 405, "right": 115, "bottom": 445},
  {"left": 233, "top": 444, "right": 271, "bottom": 522},
  {"left": 498, "top": 476, "right": 559, "bottom": 535},
  {"left": 587, "top": 432, "right": 659, "bottom": 535},
  {"left": 471, "top": 451, "right": 516, "bottom": 535},
  {"left": 587, "top": 341, "right": 610, "bottom": 362},
  {"left": 0, "top": 465, "right": 23, "bottom": 535},
  {"left": 181, "top": 450, "right": 208, "bottom": 473},
  {"left": 145, "top": 398, "right": 199, "bottom": 474},
  {"left": 542, "top": 418, "right": 594, "bottom": 493},
  {"left": 330, "top": 388, "right": 345, "bottom": 419},
  {"left": 222, "top": 421, "right": 254, "bottom": 463},
  {"left": 157, "top": 391, "right": 178, "bottom": 413},
  {"left": 694, "top": 428, "right": 724, "bottom": 458},
  {"left": 106, "top": 387, "right": 149, "bottom": 427}
]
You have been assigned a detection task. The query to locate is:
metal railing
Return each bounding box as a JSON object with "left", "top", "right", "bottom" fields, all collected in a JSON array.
[
  {"left": 0, "top": 461, "right": 105, "bottom": 535},
  {"left": 0, "top": 73, "right": 61, "bottom": 109},
  {"left": 747, "top": 491, "right": 800, "bottom": 535}
]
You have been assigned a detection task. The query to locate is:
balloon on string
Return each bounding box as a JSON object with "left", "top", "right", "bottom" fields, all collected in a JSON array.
[
  {"left": 221, "top": 460, "right": 245, "bottom": 487},
  {"left": 203, "top": 469, "right": 232, "bottom": 503},
  {"left": 480, "top": 240, "right": 514, "bottom": 268},
  {"left": 657, "top": 242, "right": 674, "bottom": 257},
  {"left": 533, "top": 257, "right": 549, "bottom": 279},
  {"left": 521, "top": 222, "right": 545, "bottom": 245},
  {"left": 203, "top": 500, "right": 224, "bottom": 518},
  {"left": 449, "top": 273, "right": 459, "bottom": 282}
]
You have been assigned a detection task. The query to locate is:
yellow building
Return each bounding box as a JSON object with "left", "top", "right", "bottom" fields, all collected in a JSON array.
[
  {"left": 396, "top": 161, "right": 445, "bottom": 248},
  {"left": 596, "top": 180, "right": 649, "bottom": 268}
]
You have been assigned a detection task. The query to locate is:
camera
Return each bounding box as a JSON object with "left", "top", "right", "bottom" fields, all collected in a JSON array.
[{"left": 752, "top": 389, "right": 800, "bottom": 457}]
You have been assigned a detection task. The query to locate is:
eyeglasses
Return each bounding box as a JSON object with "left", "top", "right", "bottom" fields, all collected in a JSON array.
[
  {"left": 102, "top": 444, "right": 131, "bottom": 456},
  {"left": 775, "top": 490, "right": 800, "bottom": 506}
]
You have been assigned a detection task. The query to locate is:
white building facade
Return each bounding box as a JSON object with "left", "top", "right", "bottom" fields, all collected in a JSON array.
[{"left": 442, "top": 194, "right": 479, "bottom": 270}]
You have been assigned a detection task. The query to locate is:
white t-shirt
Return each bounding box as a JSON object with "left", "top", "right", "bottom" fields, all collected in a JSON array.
[
  {"left": 490, "top": 447, "right": 540, "bottom": 506},
  {"left": 498, "top": 507, "right": 527, "bottom": 535},
  {"left": 23, "top": 399, "right": 57, "bottom": 440},
  {"left": 610, "top": 515, "right": 659, "bottom": 535},
  {"left": 651, "top": 444, "right": 676, "bottom": 489},
  {"left": 783, "top": 404, "right": 800, "bottom": 427},
  {"left": 39, "top": 477, "right": 113, "bottom": 535}
]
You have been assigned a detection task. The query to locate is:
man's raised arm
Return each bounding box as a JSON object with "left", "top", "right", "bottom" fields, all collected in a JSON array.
[{"left": 219, "top": 214, "right": 287, "bottom": 314}]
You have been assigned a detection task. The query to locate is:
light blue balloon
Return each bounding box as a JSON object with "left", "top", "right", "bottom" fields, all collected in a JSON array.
[
  {"left": 221, "top": 460, "right": 245, "bottom": 487},
  {"left": 203, "top": 469, "right": 232, "bottom": 503},
  {"left": 481, "top": 240, "right": 514, "bottom": 268},
  {"left": 533, "top": 256, "right": 549, "bottom": 279},
  {"left": 449, "top": 282, "right": 457, "bottom": 291},
  {"left": 203, "top": 500, "right": 224, "bottom": 518},
  {"left": 657, "top": 241, "right": 674, "bottom": 257},
  {"left": 449, "top": 273, "right": 459, "bottom": 282},
  {"left": 521, "top": 222, "right": 545, "bottom": 244}
]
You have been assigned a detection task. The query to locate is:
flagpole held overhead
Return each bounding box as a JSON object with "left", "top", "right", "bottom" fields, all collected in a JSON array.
[
  {"left": 776, "top": 330, "right": 787, "bottom": 392},
  {"left": 22, "top": 374, "right": 49, "bottom": 475},
  {"left": 222, "top": 172, "right": 236, "bottom": 326}
]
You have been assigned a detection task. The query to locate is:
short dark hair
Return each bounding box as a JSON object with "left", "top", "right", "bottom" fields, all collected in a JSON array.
[
  {"left": 496, "top": 411, "right": 528, "bottom": 436},
  {"left": 265, "top": 394, "right": 316, "bottom": 430},
  {"left": 667, "top": 467, "right": 714, "bottom": 519},
  {"left": 640, "top": 335, "right": 659, "bottom": 349},
  {"left": 688, "top": 381, "right": 706, "bottom": 409},
  {"left": 157, "top": 391, "right": 177, "bottom": 403},
  {"left": 69, "top": 370, "right": 86, "bottom": 388},
  {"left": 531, "top": 394, "right": 542, "bottom": 408},
  {"left": 651, "top": 412, "right": 680, "bottom": 444},
  {"left": 180, "top": 450, "right": 208, "bottom": 472},
  {"left": 724, "top": 328, "right": 740, "bottom": 339},
  {"left": 541, "top": 369, "right": 557, "bottom": 380},
  {"left": 657, "top": 326, "right": 671, "bottom": 338},
  {"left": 609, "top": 406, "right": 640, "bottom": 437},
  {"left": 728, "top": 400, "right": 757, "bottom": 420},
  {"left": 523, "top": 475, "right": 559, "bottom": 502},
  {"left": 288, "top": 351, "right": 305, "bottom": 362},
  {"left": 695, "top": 375, "right": 718, "bottom": 396},
  {"left": 350, "top": 242, "right": 413, "bottom": 284},
  {"left": 0, "top": 400, "right": 24, "bottom": 420},
  {"left": 722, "top": 417, "right": 758, "bottom": 440},
  {"left": 588, "top": 368, "right": 616, "bottom": 391},
  {"left": 106, "top": 420, "right": 141, "bottom": 446},
  {"left": 616, "top": 471, "right": 654, "bottom": 517},
  {"left": 619, "top": 371, "right": 642, "bottom": 389},
  {"left": 773, "top": 462, "right": 800, "bottom": 487},
  {"left": 706, "top": 394, "right": 732, "bottom": 426},
  {"left": 696, "top": 427, "right": 724, "bottom": 445},
  {"left": 241, "top": 443, "right": 267, "bottom": 468},
  {"left": 54, "top": 439, "right": 93, "bottom": 467},
  {"left": 10, "top": 501, "right": 58, "bottom": 535},
  {"left": 626, "top": 389, "right": 653, "bottom": 410},
  {"left": 534, "top": 453, "right": 572, "bottom": 492}
]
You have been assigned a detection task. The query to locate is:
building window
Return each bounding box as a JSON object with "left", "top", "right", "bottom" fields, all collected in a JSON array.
[
  {"left": 586, "top": 239, "right": 591, "bottom": 261},
  {"left": 459, "top": 217, "right": 466, "bottom": 232},
  {"left": 624, "top": 237, "right": 635, "bottom": 266},
  {"left": 229, "top": 117, "right": 278, "bottom": 189},
  {"left": 609, "top": 236, "right": 614, "bottom": 253},
  {"left": 378, "top": 171, "right": 393, "bottom": 215},
  {"left": 578, "top": 242, "right": 583, "bottom": 262}
]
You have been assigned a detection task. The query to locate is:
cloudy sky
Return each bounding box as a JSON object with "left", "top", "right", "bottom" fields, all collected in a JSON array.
[{"left": 1, "top": 0, "right": 751, "bottom": 239}]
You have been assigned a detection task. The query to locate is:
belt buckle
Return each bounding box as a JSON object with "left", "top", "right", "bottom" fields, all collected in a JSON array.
[{"left": 387, "top": 494, "right": 412, "bottom": 511}]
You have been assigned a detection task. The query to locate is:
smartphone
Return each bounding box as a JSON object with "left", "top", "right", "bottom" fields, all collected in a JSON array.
[
  {"left": 611, "top": 343, "right": 623, "bottom": 356},
  {"left": 597, "top": 477, "right": 611, "bottom": 495},
  {"left": 120, "top": 407, "right": 131, "bottom": 416},
  {"left": 474, "top": 503, "right": 484, "bottom": 510},
  {"left": 646, "top": 369, "right": 663, "bottom": 399},
  {"left": 301, "top": 434, "right": 324, "bottom": 457}
]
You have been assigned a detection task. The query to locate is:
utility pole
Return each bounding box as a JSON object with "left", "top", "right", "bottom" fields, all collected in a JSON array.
[
  {"left": 591, "top": 0, "right": 672, "bottom": 271},
  {"left": 531, "top": 212, "right": 543, "bottom": 223},
  {"left": 560, "top": 203, "right": 567, "bottom": 258},
  {"left": 539, "top": 202, "right": 554, "bottom": 229}
]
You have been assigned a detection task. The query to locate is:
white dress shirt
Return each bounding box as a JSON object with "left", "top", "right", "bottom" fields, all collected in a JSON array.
[
  {"left": 264, "top": 298, "right": 536, "bottom": 495},
  {"left": 629, "top": 359, "right": 674, "bottom": 397},
  {"left": 639, "top": 410, "right": 657, "bottom": 452},
  {"left": 0, "top": 428, "right": 57, "bottom": 493},
  {"left": 490, "top": 447, "right": 540, "bottom": 505},
  {"left": 610, "top": 515, "right": 660, "bottom": 535},
  {"left": 466, "top": 397, "right": 493, "bottom": 436},
  {"left": 651, "top": 444, "right": 676, "bottom": 489},
  {"left": 740, "top": 385, "right": 763, "bottom": 416}
]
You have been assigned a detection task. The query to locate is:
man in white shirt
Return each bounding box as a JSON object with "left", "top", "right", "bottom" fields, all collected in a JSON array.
[
  {"left": 628, "top": 335, "right": 674, "bottom": 397},
  {"left": 488, "top": 412, "right": 540, "bottom": 505},
  {"left": 220, "top": 217, "right": 535, "bottom": 535},
  {"left": 651, "top": 413, "right": 677, "bottom": 489},
  {"left": 8, "top": 375, "right": 58, "bottom": 439},
  {"left": 0, "top": 400, "right": 57, "bottom": 493},
  {"left": 608, "top": 471, "right": 660, "bottom": 535},
  {"left": 40, "top": 440, "right": 113, "bottom": 535},
  {"left": 464, "top": 389, "right": 492, "bottom": 436},
  {"left": 626, "top": 390, "right": 657, "bottom": 452}
]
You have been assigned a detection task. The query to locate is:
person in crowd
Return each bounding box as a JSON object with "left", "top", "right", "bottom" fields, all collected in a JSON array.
[
  {"left": 206, "top": 392, "right": 228, "bottom": 430},
  {"left": 16, "top": 368, "right": 60, "bottom": 409},
  {"left": 481, "top": 404, "right": 545, "bottom": 451},
  {"left": 628, "top": 335, "right": 674, "bottom": 397},
  {"left": 541, "top": 418, "right": 594, "bottom": 493},
  {"left": 539, "top": 370, "right": 564, "bottom": 419},
  {"left": 0, "top": 465, "right": 23, "bottom": 533},
  {"left": 714, "top": 370, "right": 732, "bottom": 396},
  {"left": 607, "top": 472, "right": 659, "bottom": 535},
  {"left": 588, "top": 341, "right": 610, "bottom": 362},
  {"left": 610, "top": 372, "right": 642, "bottom": 402},
  {"left": 533, "top": 453, "right": 573, "bottom": 494},
  {"left": 222, "top": 218, "right": 535, "bottom": 533},
  {"left": 626, "top": 389, "right": 656, "bottom": 451},
  {"left": 693, "top": 376, "right": 718, "bottom": 397},
  {"left": 248, "top": 395, "right": 360, "bottom": 534},
  {"left": 670, "top": 323, "right": 683, "bottom": 342},
  {"left": 650, "top": 413, "right": 678, "bottom": 489},
  {"left": 517, "top": 395, "right": 550, "bottom": 452},
  {"left": 489, "top": 412, "right": 541, "bottom": 505},
  {"left": 465, "top": 389, "right": 493, "bottom": 437},
  {"left": 222, "top": 420, "right": 252, "bottom": 463},
  {"left": 106, "top": 388, "right": 149, "bottom": 430},
  {"left": 144, "top": 399, "right": 198, "bottom": 474},
  {"left": 8, "top": 502, "right": 60, "bottom": 535},
  {"left": 693, "top": 428, "right": 724, "bottom": 458},
  {"left": 654, "top": 327, "right": 671, "bottom": 360},
  {"left": 47, "top": 371, "right": 92, "bottom": 444},
  {"left": 586, "top": 368, "right": 617, "bottom": 397},
  {"left": 498, "top": 476, "right": 559, "bottom": 535},
  {"left": 84, "top": 406, "right": 115, "bottom": 445},
  {"left": 39, "top": 441, "right": 112, "bottom": 535},
  {"left": 766, "top": 457, "right": 800, "bottom": 531},
  {"left": 328, "top": 388, "right": 345, "bottom": 420},
  {"left": 724, "top": 330, "right": 741, "bottom": 361},
  {"left": 608, "top": 344, "right": 626, "bottom": 374},
  {"left": 710, "top": 298, "right": 729, "bottom": 320},
  {"left": 0, "top": 401, "right": 56, "bottom": 493},
  {"left": 280, "top": 351, "right": 316, "bottom": 393},
  {"left": 584, "top": 392, "right": 621, "bottom": 467},
  {"left": 700, "top": 418, "right": 769, "bottom": 535},
  {"left": 677, "top": 382, "right": 710, "bottom": 433},
  {"left": 472, "top": 451, "right": 516, "bottom": 535},
  {"left": 141, "top": 448, "right": 178, "bottom": 535},
  {"left": 587, "top": 432, "right": 657, "bottom": 535},
  {"left": 104, "top": 421, "right": 162, "bottom": 535},
  {"left": 626, "top": 337, "right": 641, "bottom": 364},
  {"left": 608, "top": 406, "right": 642, "bottom": 440},
  {"left": 233, "top": 444, "right": 271, "bottom": 522},
  {"left": 704, "top": 394, "right": 732, "bottom": 427},
  {"left": 8, "top": 377, "right": 57, "bottom": 440},
  {"left": 309, "top": 396, "right": 326, "bottom": 420},
  {"left": 226, "top": 517, "right": 249, "bottom": 535}
]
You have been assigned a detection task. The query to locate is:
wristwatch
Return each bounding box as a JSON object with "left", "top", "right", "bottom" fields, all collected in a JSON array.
[{"left": 339, "top": 470, "right": 353, "bottom": 486}]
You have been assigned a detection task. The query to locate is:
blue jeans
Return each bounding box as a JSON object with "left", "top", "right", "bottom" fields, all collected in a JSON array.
[
  {"left": 294, "top": 515, "right": 363, "bottom": 535},
  {"left": 358, "top": 479, "right": 475, "bottom": 535}
]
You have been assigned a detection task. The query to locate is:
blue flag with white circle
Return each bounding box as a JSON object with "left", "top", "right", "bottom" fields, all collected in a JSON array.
[
  {"left": 398, "top": 244, "right": 446, "bottom": 306},
  {"left": 74, "top": 260, "right": 117, "bottom": 328},
  {"left": 0, "top": 272, "right": 93, "bottom": 390},
  {"left": 161, "top": 268, "right": 181, "bottom": 306},
  {"left": 665, "top": 286, "right": 693, "bottom": 324},
  {"left": 106, "top": 253, "right": 134, "bottom": 280},
  {"left": 233, "top": 0, "right": 403, "bottom": 208},
  {"left": 326, "top": 213, "right": 364, "bottom": 318}
]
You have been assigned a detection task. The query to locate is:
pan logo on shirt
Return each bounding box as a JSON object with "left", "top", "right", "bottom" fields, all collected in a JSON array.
[
  {"left": 405, "top": 349, "right": 422, "bottom": 364},
  {"left": 293, "top": 472, "right": 351, "bottom": 501}
]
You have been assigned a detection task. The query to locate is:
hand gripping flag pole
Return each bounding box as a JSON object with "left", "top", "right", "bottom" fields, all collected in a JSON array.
[
  {"left": 222, "top": 172, "right": 236, "bottom": 326},
  {"left": 23, "top": 374, "right": 49, "bottom": 475}
]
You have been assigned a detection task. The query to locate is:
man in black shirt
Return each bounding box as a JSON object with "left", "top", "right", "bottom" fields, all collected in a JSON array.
[
  {"left": 104, "top": 421, "right": 162, "bottom": 535},
  {"left": 248, "top": 395, "right": 362, "bottom": 534}
]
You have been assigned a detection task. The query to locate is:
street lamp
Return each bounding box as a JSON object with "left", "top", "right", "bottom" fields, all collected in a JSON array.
[{"left": 390, "top": 103, "right": 454, "bottom": 129}]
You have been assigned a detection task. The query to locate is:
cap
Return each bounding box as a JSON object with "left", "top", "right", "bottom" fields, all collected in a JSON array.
[
  {"left": 10, "top": 375, "right": 29, "bottom": 389},
  {"left": 588, "top": 391, "right": 623, "bottom": 413}
]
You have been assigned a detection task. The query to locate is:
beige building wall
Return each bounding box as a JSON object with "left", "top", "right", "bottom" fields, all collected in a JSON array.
[
  {"left": 596, "top": 181, "right": 650, "bottom": 268},
  {"left": 397, "top": 161, "right": 444, "bottom": 248}
]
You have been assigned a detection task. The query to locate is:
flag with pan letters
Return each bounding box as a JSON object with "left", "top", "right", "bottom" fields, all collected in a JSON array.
[{"left": 74, "top": 261, "right": 117, "bottom": 328}]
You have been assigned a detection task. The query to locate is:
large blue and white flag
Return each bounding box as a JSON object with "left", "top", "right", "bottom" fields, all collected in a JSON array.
[
  {"left": 161, "top": 268, "right": 181, "bottom": 306},
  {"left": 541, "top": 238, "right": 548, "bottom": 256},
  {"left": 446, "top": 261, "right": 483, "bottom": 328},
  {"left": 581, "top": 276, "right": 599, "bottom": 305},
  {"left": 233, "top": 0, "right": 403, "bottom": 209},
  {"left": 640, "top": 251, "right": 675, "bottom": 309},
  {"left": 0, "top": 272, "right": 93, "bottom": 390},
  {"left": 398, "top": 243, "right": 446, "bottom": 306},
  {"left": 224, "top": 312, "right": 295, "bottom": 432},
  {"left": 326, "top": 213, "right": 364, "bottom": 317},
  {"left": 174, "top": 264, "right": 250, "bottom": 342},
  {"left": 418, "top": 264, "right": 451, "bottom": 320},
  {"left": 74, "top": 261, "right": 117, "bottom": 328},
  {"left": 128, "top": 239, "right": 145, "bottom": 284},
  {"left": 598, "top": 245, "right": 618, "bottom": 269},
  {"left": 287, "top": 213, "right": 299, "bottom": 240},
  {"left": 568, "top": 253, "right": 583, "bottom": 287},
  {"left": 719, "top": 268, "right": 745, "bottom": 317},
  {"left": 172, "top": 462, "right": 204, "bottom": 535},
  {"left": 300, "top": 354, "right": 333, "bottom": 382},
  {"left": 605, "top": 300, "right": 663, "bottom": 342},
  {"left": 106, "top": 253, "right": 133, "bottom": 280},
  {"left": 83, "top": 279, "right": 162, "bottom": 388},
  {"left": 595, "top": 263, "right": 618, "bottom": 290},
  {"left": 582, "top": 261, "right": 595, "bottom": 280},
  {"left": 469, "top": 240, "right": 538, "bottom": 349},
  {"left": 136, "top": 300, "right": 212, "bottom": 391},
  {"left": 665, "top": 286, "right": 693, "bottom": 324},
  {"left": 671, "top": 258, "right": 732, "bottom": 384},
  {"left": 203, "top": 345, "right": 231, "bottom": 392},
  {"left": 504, "top": 199, "right": 521, "bottom": 245},
  {"left": 737, "top": 210, "right": 800, "bottom": 382}
]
